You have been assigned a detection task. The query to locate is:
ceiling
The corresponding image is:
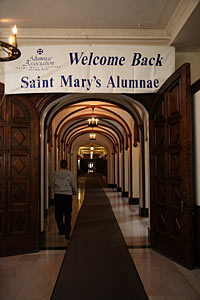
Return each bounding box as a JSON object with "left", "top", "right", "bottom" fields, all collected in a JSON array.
[{"left": 0, "top": 0, "right": 200, "bottom": 51}]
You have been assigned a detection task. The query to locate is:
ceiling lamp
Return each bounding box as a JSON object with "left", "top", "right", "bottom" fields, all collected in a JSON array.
[
  {"left": 90, "top": 151, "right": 93, "bottom": 159},
  {"left": 89, "top": 133, "right": 96, "bottom": 140},
  {"left": 0, "top": 25, "right": 21, "bottom": 62},
  {"left": 88, "top": 117, "right": 99, "bottom": 127}
]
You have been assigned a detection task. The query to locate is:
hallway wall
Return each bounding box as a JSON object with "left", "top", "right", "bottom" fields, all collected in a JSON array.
[{"left": 176, "top": 52, "right": 200, "bottom": 84}]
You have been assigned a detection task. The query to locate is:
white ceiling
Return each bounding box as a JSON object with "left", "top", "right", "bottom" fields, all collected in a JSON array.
[
  {"left": 0, "top": 0, "right": 180, "bottom": 29},
  {"left": 0, "top": 0, "right": 200, "bottom": 51}
]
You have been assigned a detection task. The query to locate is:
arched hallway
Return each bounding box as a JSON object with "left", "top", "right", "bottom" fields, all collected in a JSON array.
[
  {"left": 1, "top": 1, "right": 200, "bottom": 298},
  {"left": 40, "top": 93, "right": 150, "bottom": 239},
  {"left": 0, "top": 173, "right": 200, "bottom": 300}
]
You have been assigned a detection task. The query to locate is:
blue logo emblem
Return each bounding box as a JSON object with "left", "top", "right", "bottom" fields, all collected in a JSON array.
[{"left": 37, "top": 49, "right": 44, "bottom": 55}]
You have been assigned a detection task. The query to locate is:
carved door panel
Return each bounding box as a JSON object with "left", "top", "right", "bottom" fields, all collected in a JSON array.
[
  {"left": 150, "top": 63, "right": 194, "bottom": 269},
  {"left": 0, "top": 93, "right": 40, "bottom": 256}
]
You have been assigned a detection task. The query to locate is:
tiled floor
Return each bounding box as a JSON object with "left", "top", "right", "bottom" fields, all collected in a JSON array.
[
  {"left": 0, "top": 177, "right": 200, "bottom": 300},
  {"left": 107, "top": 189, "right": 200, "bottom": 300},
  {"left": 41, "top": 177, "right": 86, "bottom": 249}
]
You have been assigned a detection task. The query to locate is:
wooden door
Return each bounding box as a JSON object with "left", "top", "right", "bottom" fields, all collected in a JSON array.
[
  {"left": 0, "top": 91, "right": 40, "bottom": 256},
  {"left": 150, "top": 63, "right": 194, "bottom": 269}
]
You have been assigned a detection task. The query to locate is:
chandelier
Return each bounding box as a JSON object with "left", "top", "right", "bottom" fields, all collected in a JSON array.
[
  {"left": 0, "top": 25, "right": 21, "bottom": 62},
  {"left": 88, "top": 117, "right": 99, "bottom": 127},
  {"left": 89, "top": 133, "right": 96, "bottom": 140}
]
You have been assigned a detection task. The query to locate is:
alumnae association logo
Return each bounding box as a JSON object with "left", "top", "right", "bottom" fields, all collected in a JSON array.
[
  {"left": 37, "top": 48, "right": 44, "bottom": 55},
  {"left": 16, "top": 48, "right": 61, "bottom": 71}
]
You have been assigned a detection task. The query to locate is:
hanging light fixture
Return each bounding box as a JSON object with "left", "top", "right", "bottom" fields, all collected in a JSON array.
[
  {"left": 0, "top": 25, "right": 21, "bottom": 62},
  {"left": 88, "top": 117, "right": 99, "bottom": 127},
  {"left": 88, "top": 106, "right": 99, "bottom": 127},
  {"left": 89, "top": 133, "right": 96, "bottom": 140}
]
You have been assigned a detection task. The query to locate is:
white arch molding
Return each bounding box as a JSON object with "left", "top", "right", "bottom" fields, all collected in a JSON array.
[{"left": 40, "top": 93, "right": 150, "bottom": 232}]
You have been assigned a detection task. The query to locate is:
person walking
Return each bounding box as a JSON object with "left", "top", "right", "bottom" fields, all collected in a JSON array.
[{"left": 52, "top": 159, "right": 77, "bottom": 240}]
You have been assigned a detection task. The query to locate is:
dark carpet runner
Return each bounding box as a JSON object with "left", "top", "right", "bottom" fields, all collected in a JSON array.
[{"left": 51, "top": 175, "right": 148, "bottom": 299}]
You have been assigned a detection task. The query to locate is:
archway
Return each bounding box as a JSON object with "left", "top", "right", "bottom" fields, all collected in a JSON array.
[{"left": 40, "top": 94, "right": 149, "bottom": 233}]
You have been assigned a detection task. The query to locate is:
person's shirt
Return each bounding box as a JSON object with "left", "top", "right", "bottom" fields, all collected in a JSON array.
[{"left": 52, "top": 169, "right": 77, "bottom": 195}]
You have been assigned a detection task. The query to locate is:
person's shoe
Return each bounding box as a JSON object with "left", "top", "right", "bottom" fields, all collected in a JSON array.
[{"left": 65, "top": 232, "right": 70, "bottom": 240}]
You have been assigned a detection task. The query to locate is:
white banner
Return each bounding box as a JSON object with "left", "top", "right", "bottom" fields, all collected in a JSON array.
[{"left": 5, "top": 45, "right": 175, "bottom": 94}]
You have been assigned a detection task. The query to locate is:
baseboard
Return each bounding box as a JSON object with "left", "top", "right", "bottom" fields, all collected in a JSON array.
[
  {"left": 129, "top": 197, "right": 139, "bottom": 205},
  {"left": 40, "top": 230, "right": 45, "bottom": 248},
  {"left": 108, "top": 184, "right": 117, "bottom": 188},
  {"left": 139, "top": 206, "right": 149, "bottom": 217},
  {"left": 122, "top": 191, "right": 128, "bottom": 197}
]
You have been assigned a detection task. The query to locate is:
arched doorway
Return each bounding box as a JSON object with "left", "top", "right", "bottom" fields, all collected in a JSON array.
[{"left": 40, "top": 95, "right": 149, "bottom": 231}]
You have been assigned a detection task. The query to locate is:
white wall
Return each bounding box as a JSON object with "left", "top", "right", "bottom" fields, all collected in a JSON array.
[
  {"left": 193, "top": 90, "right": 200, "bottom": 206},
  {"left": 132, "top": 146, "right": 139, "bottom": 198},
  {"left": 176, "top": 52, "right": 200, "bottom": 84}
]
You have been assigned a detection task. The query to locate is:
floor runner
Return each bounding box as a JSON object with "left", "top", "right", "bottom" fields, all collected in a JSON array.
[{"left": 51, "top": 176, "right": 148, "bottom": 300}]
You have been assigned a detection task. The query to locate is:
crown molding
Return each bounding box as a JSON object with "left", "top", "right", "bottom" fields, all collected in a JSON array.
[
  {"left": 0, "top": 27, "right": 170, "bottom": 45},
  {"left": 166, "top": 0, "right": 199, "bottom": 44}
]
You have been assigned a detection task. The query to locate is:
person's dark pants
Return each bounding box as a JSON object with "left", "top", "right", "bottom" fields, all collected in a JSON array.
[{"left": 54, "top": 194, "right": 72, "bottom": 235}]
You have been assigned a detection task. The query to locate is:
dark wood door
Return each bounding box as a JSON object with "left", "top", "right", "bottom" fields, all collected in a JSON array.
[
  {"left": 150, "top": 63, "right": 194, "bottom": 269},
  {"left": 0, "top": 91, "right": 40, "bottom": 256}
]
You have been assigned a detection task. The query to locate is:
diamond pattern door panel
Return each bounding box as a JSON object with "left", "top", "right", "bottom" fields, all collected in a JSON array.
[
  {"left": 155, "top": 154, "right": 166, "bottom": 177},
  {"left": 169, "top": 153, "right": 181, "bottom": 177},
  {"left": 155, "top": 180, "right": 166, "bottom": 206},
  {"left": 8, "top": 210, "right": 31, "bottom": 235},
  {"left": 8, "top": 181, "right": 30, "bottom": 206},
  {"left": 170, "top": 213, "right": 183, "bottom": 242},
  {"left": 156, "top": 208, "right": 168, "bottom": 235},
  {"left": 10, "top": 155, "right": 29, "bottom": 178},
  {"left": 0, "top": 95, "right": 39, "bottom": 256},
  {"left": 10, "top": 126, "right": 29, "bottom": 149},
  {"left": 170, "top": 184, "right": 181, "bottom": 209},
  {"left": 169, "top": 121, "right": 180, "bottom": 146},
  {"left": 155, "top": 124, "right": 165, "bottom": 149}
]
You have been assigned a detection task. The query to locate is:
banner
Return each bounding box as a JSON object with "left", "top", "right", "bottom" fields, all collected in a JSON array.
[{"left": 5, "top": 45, "right": 175, "bottom": 94}]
